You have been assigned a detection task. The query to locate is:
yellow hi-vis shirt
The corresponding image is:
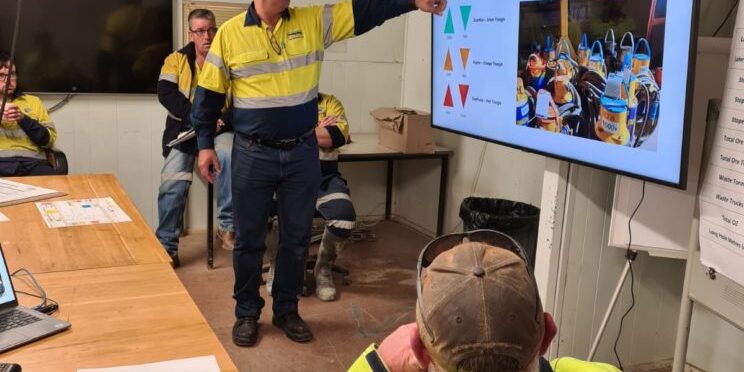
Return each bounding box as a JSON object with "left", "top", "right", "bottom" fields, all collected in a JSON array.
[
  {"left": 192, "top": 0, "right": 416, "bottom": 150},
  {"left": 318, "top": 92, "right": 349, "bottom": 162},
  {"left": 0, "top": 94, "right": 56, "bottom": 159}
]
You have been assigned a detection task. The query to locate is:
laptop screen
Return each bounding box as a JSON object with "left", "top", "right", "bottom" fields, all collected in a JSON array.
[{"left": 0, "top": 245, "right": 18, "bottom": 308}]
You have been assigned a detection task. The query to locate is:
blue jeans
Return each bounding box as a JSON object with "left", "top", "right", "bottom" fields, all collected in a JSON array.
[
  {"left": 156, "top": 132, "right": 234, "bottom": 254},
  {"left": 232, "top": 133, "right": 320, "bottom": 319}
]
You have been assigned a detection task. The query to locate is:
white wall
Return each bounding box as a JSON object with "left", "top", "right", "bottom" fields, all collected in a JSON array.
[
  {"left": 396, "top": 12, "right": 546, "bottom": 236},
  {"left": 549, "top": 165, "right": 686, "bottom": 367}
]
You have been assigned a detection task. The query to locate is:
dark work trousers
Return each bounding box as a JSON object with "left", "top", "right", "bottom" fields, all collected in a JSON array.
[
  {"left": 0, "top": 157, "right": 55, "bottom": 176},
  {"left": 231, "top": 133, "right": 320, "bottom": 320}
]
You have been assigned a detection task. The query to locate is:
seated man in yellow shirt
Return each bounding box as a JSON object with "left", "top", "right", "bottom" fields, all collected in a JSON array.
[{"left": 0, "top": 51, "right": 57, "bottom": 176}]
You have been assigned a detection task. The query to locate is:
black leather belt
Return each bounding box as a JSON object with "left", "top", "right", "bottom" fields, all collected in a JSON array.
[{"left": 241, "top": 128, "right": 315, "bottom": 150}]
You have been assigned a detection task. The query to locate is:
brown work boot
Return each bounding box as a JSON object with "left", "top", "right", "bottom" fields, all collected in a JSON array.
[{"left": 217, "top": 229, "right": 235, "bottom": 250}]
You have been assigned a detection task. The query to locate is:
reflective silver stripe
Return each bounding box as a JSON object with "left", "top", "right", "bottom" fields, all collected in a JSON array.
[
  {"left": 168, "top": 112, "right": 183, "bottom": 121},
  {"left": 0, "top": 127, "right": 29, "bottom": 139},
  {"left": 161, "top": 172, "right": 193, "bottom": 182},
  {"left": 0, "top": 149, "right": 46, "bottom": 160},
  {"left": 326, "top": 219, "right": 355, "bottom": 230},
  {"left": 159, "top": 73, "right": 178, "bottom": 83},
  {"left": 316, "top": 192, "right": 352, "bottom": 208},
  {"left": 233, "top": 86, "right": 318, "bottom": 109},
  {"left": 230, "top": 50, "right": 324, "bottom": 79},
  {"left": 40, "top": 121, "right": 55, "bottom": 129},
  {"left": 319, "top": 150, "right": 338, "bottom": 161},
  {"left": 323, "top": 4, "right": 334, "bottom": 49},
  {"left": 206, "top": 52, "right": 228, "bottom": 77}
]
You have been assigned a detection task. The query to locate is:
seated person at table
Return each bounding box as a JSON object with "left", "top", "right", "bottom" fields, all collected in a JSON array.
[
  {"left": 267, "top": 93, "right": 356, "bottom": 301},
  {"left": 0, "top": 51, "right": 58, "bottom": 177}
]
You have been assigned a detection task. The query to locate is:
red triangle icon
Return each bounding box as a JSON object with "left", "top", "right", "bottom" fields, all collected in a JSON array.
[
  {"left": 459, "top": 84, "right": 470, "bottom": 107},
  {"left": 444, "top": 85, "right": 454, "bottom": 107}
]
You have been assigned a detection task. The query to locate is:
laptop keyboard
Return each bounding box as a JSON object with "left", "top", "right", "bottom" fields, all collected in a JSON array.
[{"left": 0, "top": 310, "right": 41, "bottom": 332}]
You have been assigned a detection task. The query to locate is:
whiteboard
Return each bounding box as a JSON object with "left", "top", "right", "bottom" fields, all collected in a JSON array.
[{"left": 609, "top": 37, "right": 732, "bottom": 259}]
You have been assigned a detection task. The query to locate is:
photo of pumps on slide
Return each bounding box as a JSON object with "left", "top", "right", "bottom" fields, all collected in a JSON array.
[{"left": 516, "top": 0, "right": 665, "bottom": 151}]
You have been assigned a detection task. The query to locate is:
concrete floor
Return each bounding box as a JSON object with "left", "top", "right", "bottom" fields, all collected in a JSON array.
[{"left": 175, "top": 221, "right": 427, "bottom": 372}]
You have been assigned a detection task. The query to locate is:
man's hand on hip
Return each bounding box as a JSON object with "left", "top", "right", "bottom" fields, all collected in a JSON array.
[
  {"left": 414, "top": 0, "right": 447, "bottom": 15},
  {"left": 198, "top": 149, "right": 220, "bottom": 184}
]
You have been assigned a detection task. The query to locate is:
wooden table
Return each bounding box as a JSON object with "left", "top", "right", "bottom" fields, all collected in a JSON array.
[
  {"left": 0, "top": 174, "right": 170, "bottom": 273},
  {"left": 8, "top": 264, "right": 237, "bottom": 372},
  {"left": 0, "top": 174, "right": 237, "bottom": 371}
]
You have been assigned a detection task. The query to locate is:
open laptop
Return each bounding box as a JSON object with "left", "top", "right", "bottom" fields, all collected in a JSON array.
[{"left": 0, "top": 245, "right": 70, "bottom": 352}]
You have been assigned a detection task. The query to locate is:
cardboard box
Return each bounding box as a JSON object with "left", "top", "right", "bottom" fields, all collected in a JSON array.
[{"left": 370, "top": 107, "right": 435, "bottom": 154}]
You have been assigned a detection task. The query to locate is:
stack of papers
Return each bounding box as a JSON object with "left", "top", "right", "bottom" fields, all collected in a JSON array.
[
  {"left": 0, "top": 178, "right": 65, "bottom": 207},
  {"left": 77, "top": 355, "right": 220, "bottom": 372},
  {"left": 167, "top": 129, "right": 195, "bottom": 147}
]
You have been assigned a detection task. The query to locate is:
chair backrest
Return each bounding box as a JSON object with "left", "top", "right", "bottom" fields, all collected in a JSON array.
[{"left": 46, "top": 149, "right": 68, "bottom": 175}]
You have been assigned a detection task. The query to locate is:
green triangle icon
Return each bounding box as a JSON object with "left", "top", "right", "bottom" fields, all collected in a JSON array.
[
  {"left": 444, "top": 9, "right": 455, "bottom": 34},
  {"left": 460, "top": 5, "right": 472, "bottom": 31}
]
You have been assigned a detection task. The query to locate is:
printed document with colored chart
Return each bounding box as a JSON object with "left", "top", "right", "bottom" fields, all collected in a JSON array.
[{"left": 36, "top": 197, "right": 131, "bottom": 228}]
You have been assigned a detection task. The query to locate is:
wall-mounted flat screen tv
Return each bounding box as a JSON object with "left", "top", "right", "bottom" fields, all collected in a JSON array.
[
  {"left": 0, "top": 0, "right": 173, "bottom": 94},
  {"left": 432, "top": 0, "right": 697, "bottom": 188}
]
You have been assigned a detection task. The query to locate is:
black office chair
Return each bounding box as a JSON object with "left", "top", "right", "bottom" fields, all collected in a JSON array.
[{"left": 45, "top": 149, "right": 68, "bottom": 175}]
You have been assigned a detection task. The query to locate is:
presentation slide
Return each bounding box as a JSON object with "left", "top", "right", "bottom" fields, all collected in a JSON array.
[
  {"left": 432, "top": 0, "right": 695, "bottom": 187},
  {"left": 0, "top": 252, "right": 15, "bottom": 306}
]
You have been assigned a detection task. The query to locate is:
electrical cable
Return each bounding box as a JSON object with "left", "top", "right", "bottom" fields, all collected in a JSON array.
[
  {"left": 48, "top": 93, "right": 76, "bottom": 113},
  {"left": 612, "top": 180, "right": 646, "bottom": 371},
  {"left": 713, "top": 0, "right": 739, "bottom": 37},
  {"left": 0, "top": 0, "right": 22, "bottom": 119}
]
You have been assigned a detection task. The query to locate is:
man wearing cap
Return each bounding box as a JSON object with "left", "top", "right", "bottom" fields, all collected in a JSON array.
[{"left": 349, "top": 239, "right": 620, "bottom": 372}]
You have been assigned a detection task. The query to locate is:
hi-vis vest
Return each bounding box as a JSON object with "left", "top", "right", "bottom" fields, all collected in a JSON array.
[
  {"left": 196, "top": 2, "right": 356, "bottom": 142},
  {"left": 318, "top": 93, "right": 349, "bottom": 162},
  {"left": 0, "top": 94, "right": 56, "bottom": 159},
  {"left": 347, "top": 344, "right": 390, "bottom": 372}
]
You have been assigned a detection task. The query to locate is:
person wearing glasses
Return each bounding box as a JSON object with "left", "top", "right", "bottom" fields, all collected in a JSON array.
[
  {"left": 155, "top": 9, "right": 235, "bottom": 268},
  {"left": 0, "top": 51, "right": 57, "bottom": 177},
  {"left": 350, "top": 230, "right": 620, "bottom": 372},
  {"left": 191, "top": 0, "right": 447, "bottom": 347}
]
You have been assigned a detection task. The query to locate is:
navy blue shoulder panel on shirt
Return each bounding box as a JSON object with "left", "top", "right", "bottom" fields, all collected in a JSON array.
[
  {"left": 191, "top": 86, "right": 227, "bottom": 150},
  {"left": 352, "top": 0, "right": 416, "bottom": 36}
]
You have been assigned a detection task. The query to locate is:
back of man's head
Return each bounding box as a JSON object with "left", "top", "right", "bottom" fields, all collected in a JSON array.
[{"left": 416, "top": 241, "right": 545, "bottom": 372}]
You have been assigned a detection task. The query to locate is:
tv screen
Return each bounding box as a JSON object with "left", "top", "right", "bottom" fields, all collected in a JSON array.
[
  {"left": 0, "top": 0, "right": 173, "bottom": 94},
  {"left": 432, "top": 0, "right": 697, "bottom": 188}
]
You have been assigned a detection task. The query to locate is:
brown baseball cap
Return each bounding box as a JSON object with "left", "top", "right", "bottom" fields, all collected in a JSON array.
[{"left": 416, "top": 241, "right": 545, "bottom": 371}]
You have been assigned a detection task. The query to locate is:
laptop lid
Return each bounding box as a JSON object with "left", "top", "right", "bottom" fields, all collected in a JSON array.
[{"left": 0, "top": 244, "right": 19, "bottom": 310}]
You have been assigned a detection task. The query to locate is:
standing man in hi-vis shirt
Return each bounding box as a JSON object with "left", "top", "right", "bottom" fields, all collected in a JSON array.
[{"left": 191, "top": 0, "right": 447, "bottom": 347}]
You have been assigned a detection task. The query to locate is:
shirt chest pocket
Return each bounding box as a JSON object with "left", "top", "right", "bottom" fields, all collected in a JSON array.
[
  {"left": 284, "top": 33, "right": 310, "bottom": 57},
  {"left": 229, "top": 49, "right": 270, "bottom": 80}
]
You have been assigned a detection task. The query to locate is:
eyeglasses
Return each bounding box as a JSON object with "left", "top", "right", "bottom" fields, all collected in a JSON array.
[
  {"left": 190, "top": 27, "right": 217, "bottom": 37},
  {"left": 0, "top": 73, "right": 16, "bottom": 81},
  {"left": 266, "top": 29, "right": 282, "bottom": 55},
  {"left": 415, "top": 229, "right": 539, "bottom": 340}
]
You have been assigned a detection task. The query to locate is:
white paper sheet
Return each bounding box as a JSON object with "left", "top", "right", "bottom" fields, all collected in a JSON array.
[
  {"left": 0, "top": 212, "right": 9, "bottom": 222},
  {"left": 36, "top": 197, "right": 131, "bottom": 228},
  {"left": 0, "top": 178, "right": 64, "bottom": 207},
  {"left": 698, "top": 12, "right": 744, "bottom": 287},
  {"left": 77, "top": 355, "right": 220, "bottom": 372}
]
